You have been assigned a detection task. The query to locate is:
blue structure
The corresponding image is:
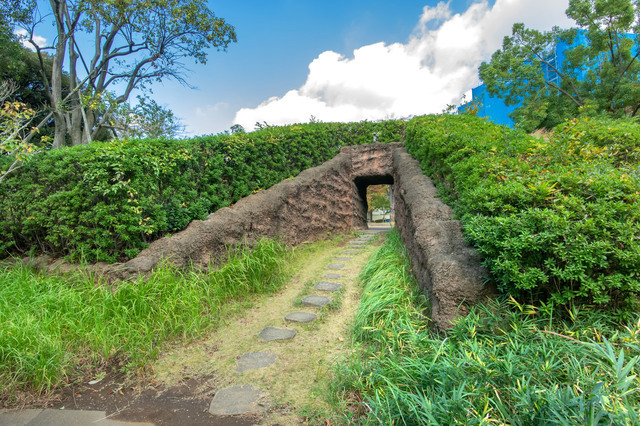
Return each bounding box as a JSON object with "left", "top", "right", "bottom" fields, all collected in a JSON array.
[
  {"left": 459, "top": 85, "right": 517, "bottom": 127},
  {"left": 460, "top": 30, "right": 623, "bottom": 128}
]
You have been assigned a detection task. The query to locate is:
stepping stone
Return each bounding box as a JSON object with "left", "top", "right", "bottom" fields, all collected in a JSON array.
[
  {"left": 314, "top": 281, "right": 342, "bottom": 292},
  {"left": 342, "top": 250, "right": 360, "bottom": 255},
  {"left": 209, "top": 384, "right": 270, "bottom": 415},
  {"left": 334, "top": 257, "right": 352, "bottom": 261},
  {"left": 323, "top": 273, "right": 341, "bottom": 279},
  {"left": 236, "top": 351, "right": 277, "bottom": 373},
  {"left": 326, "top": 263, "right": 345, "bottom": 269},
  {"left": 0, "top": 410, "right": 150, "bottom": 426},
  {"left": 259, "top": 326, "right": 296, "bottom": 341},
  {"left": 285, "top": 312, "right": 318, "bottom": 323},
  {"left": 302, "top": 295, "right": 331, "bottom": 307}
]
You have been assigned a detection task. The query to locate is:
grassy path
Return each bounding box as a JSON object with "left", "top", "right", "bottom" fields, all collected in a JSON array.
[
  {"left": 143, "top": 230, "right": 386, "bottom": 424},
  {"left": 0, "top": 229, "right": 385, "bottom": 425}
]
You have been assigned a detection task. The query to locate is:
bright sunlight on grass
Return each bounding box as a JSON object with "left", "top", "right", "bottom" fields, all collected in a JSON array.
[
  {"left": 332, "top": 230, "right": 640, "bottom": 424},
  {"left": 0, "top": 238, "right": 288, "bottom": 398}
]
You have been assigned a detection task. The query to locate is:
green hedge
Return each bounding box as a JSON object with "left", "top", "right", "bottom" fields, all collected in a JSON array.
[
  {"left": 7, "top": 113, "right": 637, "bottom": 311},
  {"left": 405, "top": 115, "right": 640, "bottom": 312},
  {"left": 0, "top": 120, "right": 405, "bottom": 262}
]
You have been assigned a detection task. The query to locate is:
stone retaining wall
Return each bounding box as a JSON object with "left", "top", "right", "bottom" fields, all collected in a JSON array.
[
  {"left": 111, "top": 142, "right": 495, "bottom": 330},
  {"left": 391, "top": 149, "right": 496, "bottom": 329}
]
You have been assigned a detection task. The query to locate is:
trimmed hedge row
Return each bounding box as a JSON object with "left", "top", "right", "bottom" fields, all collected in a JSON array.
[
  {"left": 405, "top": 115, "right": 640, "bottom": 312},
  {"left": 6, "top": 113, "right": 638, "bottom": 311},
  {"left": 0, "top": 120, "right": 405, "bottom": 261}
]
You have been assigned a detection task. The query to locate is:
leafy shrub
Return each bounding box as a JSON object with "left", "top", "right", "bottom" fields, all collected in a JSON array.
[
  {"left": 0, "top": 121, "right": 405, "bottom": 261},
  {"left": 405, "top": 115, "right": 640, "bottom": 312}
]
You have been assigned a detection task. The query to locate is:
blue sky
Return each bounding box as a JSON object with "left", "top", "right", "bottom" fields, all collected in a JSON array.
[
  {"left": 162, "top": 0, "right": 444, "bottom": 133},
  {"left": 21, "top": 0, "right": 573, "bottom": 136}
]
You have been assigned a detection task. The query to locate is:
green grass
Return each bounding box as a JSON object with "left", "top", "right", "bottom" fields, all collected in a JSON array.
[
  {"left": 332, "top": 230, "right": 640, "bottom": 425},
  {"left": 0, "top": 238, "right": 288, "bottom": 398},
  {"left": 351, "top": 230, "right": 429, "bottom": 347}
]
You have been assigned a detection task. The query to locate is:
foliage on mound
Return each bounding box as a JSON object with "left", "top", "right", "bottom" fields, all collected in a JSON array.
[
  {"left": 333, "top": 230, "right": 640, "bottom": 424},
  {"left": 0, "top": 120, "right": 404, "bottom": 261},
  {"left": 405, "top": 114, "right": 640, "bottom": 312}
]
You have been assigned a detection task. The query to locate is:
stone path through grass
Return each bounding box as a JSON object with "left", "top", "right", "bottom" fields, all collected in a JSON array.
[
  {"left": 0, "top": 229, "right": 386, "bottom": 425},
  {"left": 204, "top": 229, "right": 383, "bottom": 423}
]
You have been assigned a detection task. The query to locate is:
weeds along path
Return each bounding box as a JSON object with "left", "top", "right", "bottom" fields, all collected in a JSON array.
[{"left": 132, "top": 228, "right": 387, "bottom": 424}]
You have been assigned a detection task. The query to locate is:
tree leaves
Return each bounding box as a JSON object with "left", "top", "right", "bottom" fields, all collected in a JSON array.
[
  {"left": 6, "top": 0, "right": 236, "bottom": 147},
  {"left": 479, "top": 0, "right": 640, "bottom": 131}
]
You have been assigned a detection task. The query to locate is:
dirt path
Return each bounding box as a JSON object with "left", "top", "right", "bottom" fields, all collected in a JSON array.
[{"left": 22, "top": 229, "right": 387, "bottom": 426}]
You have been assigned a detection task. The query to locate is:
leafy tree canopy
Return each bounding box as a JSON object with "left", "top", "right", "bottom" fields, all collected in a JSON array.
[
  {"left": 367, "top": 185, "right": 390, "bottom": 213},
  {"left": 479, "top": 0, "right": 640, "bottom": 131},
  {"left": 7, "top": 0, "right": 236, "bottom": 148},
  {"left": 367, "top": 184, "right": 391, "bottom": 222},
  {"left": 111, "top": 95, "right": 185, "bottom": 140},
  {"left": 0, "top": 80, "right": 44, "bottom": 184},
  {"left": 0, "top": 23, "right": 68, "bottom": 133}
]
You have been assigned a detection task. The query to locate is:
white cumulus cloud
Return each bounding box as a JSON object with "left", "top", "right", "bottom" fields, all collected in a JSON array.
[
  {"left": 233, "top": 0, "right": 572, "bottom": 129},
  {"left": 14, "top": 29, "right": 47, "bottom": 51}
]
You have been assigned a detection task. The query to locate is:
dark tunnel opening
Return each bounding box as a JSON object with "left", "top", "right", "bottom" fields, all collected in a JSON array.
[{"left": 354, "top": 175, "right": 394, "bottom": 228}]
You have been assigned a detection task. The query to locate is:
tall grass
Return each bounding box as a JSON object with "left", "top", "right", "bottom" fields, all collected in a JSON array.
[
  {"left": 351, "top": 230, "right": 429, "bottom": 349},
  {"left": 333, "top": 230, "right": 640, "bottom": 425},
  {"left": 0, "top": 238, "right": 288, "bottom": 397}
]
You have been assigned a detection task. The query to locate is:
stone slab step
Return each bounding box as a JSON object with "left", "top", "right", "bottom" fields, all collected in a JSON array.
[
  {"left": 236, "top": 351, "right": 277, "bottom": 373},
  {"left": 285, "top": 312, "right": 318, "bottom": 323},
  {"left": 314, "top": 281, "right": 342, "bottom": 292},
  {"left": 334, "top": 257, "right": 352, "bottom": 261},
  {"left": 342, "top": 250, "right": 360, "bottom": 255},
  {"left": 301, "top": 295, "right": 331, "bottom": 307},
  {"left": 326, "top": 263, "right": 345, "bottom": 269},
  {"left": 209, "top": 384, "right": 270, "bottom": 416},
  {"left": 323, "top": 273, "right": 341, "bottom": 279},
  {"left": 258, "top": 326, "right": 296, "bottom": 341}
]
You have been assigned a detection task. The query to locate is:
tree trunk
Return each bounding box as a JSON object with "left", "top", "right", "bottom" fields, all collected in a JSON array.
[
  {"left": 49, "top": 0, "right": 68, "bottom": 149},
  {"left": 70, "top": 107, "right": 84, "bottom": 146},
  {"left": 52, "top": 111, "right": 67, "bottom": 149},
  {"left": 81, "top": 107, "right": 94, "bottom": 144},
  {"left": 66, "top": 16, "right": 86, "bottom": 147}
]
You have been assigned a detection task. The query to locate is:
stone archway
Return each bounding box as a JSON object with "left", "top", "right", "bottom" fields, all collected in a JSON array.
[{"left": 112, "top": 142, "right": 495, "bottom": 330}]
